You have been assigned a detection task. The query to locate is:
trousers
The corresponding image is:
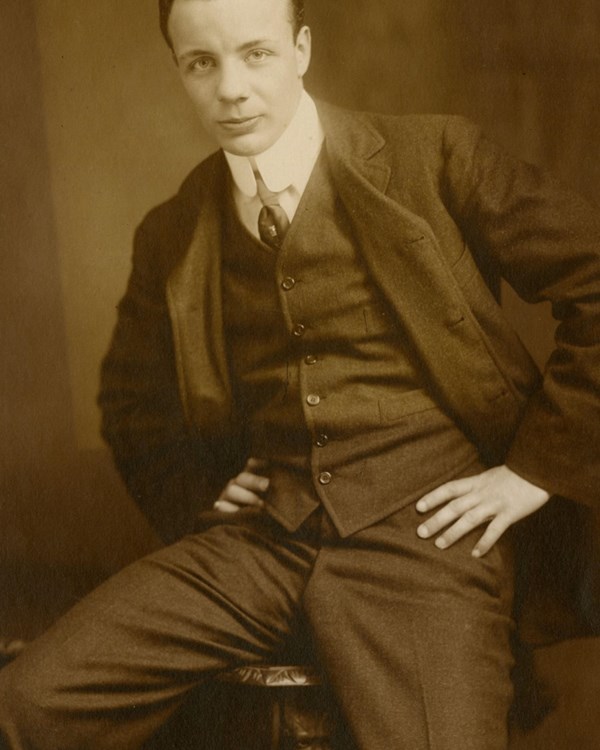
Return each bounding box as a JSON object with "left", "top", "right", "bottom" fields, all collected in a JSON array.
[{"left": 0, "top": 502, "right": 515, "bottom": 750}]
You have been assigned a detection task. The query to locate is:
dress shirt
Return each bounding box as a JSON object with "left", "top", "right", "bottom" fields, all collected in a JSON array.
[{"left": 224, "top": 91, "right": 325, "bottom": 239}]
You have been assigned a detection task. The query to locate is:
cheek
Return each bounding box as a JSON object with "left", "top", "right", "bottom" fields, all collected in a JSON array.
[
  {"left": 192, "top": 93, "right": 212, "bottom": 114},
  {"left": 263, "top": 75, "right": 295, "bottom": 111},
  {"left": 180, "top": 74, "right": 210, "bottom": 103}
]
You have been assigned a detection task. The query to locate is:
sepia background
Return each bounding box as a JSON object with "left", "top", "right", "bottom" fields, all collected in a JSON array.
[{"left": 1, "top": 0, "right": 599, "bottom": 745}]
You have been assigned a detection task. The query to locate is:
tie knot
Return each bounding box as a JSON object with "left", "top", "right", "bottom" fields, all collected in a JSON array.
[{"left": 252, "top": 169, "right": 290, "bottom": 249}]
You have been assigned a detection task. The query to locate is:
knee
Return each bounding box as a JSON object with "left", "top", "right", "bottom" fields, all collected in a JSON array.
[
  {"left": 0, "top": 661, "right": 29, "bottom": 747},
  {"left": 0, "top": 656, "right": 66, "bottom": 750}
]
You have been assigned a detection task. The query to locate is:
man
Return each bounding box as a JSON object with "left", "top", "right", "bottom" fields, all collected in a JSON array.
[{"left": 1, "top": 0, "right": 599, "bottom": 748}]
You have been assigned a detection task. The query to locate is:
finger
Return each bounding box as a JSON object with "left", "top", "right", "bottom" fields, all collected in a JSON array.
[
  {"left": 472, "top": 517, "right": 510, "bottom": 558},
  {"left": 213, "top": 499, "right": 242, "bottom": 513},
  {"left": 235, "top": 471, "right": 270, "bottom": 493},
  {"left": 416, "top": 495, "right": 479, "bottom": 539},
  {"left": 245, "top": 457, "right": 269, "bottom": 472},
  {"left": 416, "top": 477, "right": 477, "bottom": 512},
  {"left": 432, "top": 505, "right": 495, "bottom": 549},
  {"left": 219, "top": 482, "right": 265, "bottom": 507}
]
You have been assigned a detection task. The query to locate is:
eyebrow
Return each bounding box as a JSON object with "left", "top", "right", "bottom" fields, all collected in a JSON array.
[
  {"left": 178, "top": 39, "right": 276, "bottom": 63},
  {"left": 178, "top": 49, "right": 212, "bottom": 62}
]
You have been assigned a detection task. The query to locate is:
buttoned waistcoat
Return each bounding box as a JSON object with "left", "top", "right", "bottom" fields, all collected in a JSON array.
[{"left": 99, "top": 101, "right": 600, "bottom": 642}]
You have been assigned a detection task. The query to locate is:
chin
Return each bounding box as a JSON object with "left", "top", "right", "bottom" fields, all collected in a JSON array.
[
  {"left": 222, "top": 138, "right": 266, "bottom": 157},
  {"left": 219, "top": 128, "right": 282, "bottom": 158}
]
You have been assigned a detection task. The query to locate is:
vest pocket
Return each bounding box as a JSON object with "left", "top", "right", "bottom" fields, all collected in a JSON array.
[
  {"left": 378, "top": 389, "right": 438, "bottom": 422},
  {"left": 363, "top": 304, "right": 392, "bottom": 333}
]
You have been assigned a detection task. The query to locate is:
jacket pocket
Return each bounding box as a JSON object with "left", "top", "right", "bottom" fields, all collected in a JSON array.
[{"left": 378, "top": 389, "right": 438, "bottom": 422}]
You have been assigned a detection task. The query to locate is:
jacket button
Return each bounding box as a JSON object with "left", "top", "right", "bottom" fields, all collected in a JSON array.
[
  {"left": 316, "top": 434, "right": 329, "bottom": 448},
  {"left": 305, "top": 354, "right": 318, "bottom": 365},
  {"left": 319, "top": 472, "right": 333, "bottom": 486},
  {"left": 281, "top": 277, "right": 296, "bottom": 291},
  {"left": 306, "top": 394, "right": 321, "bottom": 406},
  {"left": 293, "top": 324, "right": 306, "bottom": 338}
]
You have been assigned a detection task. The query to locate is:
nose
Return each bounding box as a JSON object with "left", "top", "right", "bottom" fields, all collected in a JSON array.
[{"left": 216, "top": 60, "right": 249, "bottom": 103}]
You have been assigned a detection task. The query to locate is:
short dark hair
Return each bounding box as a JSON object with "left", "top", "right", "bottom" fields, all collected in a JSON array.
[{"left": 159, "top": 0, "right": 305, "bottom": 50}]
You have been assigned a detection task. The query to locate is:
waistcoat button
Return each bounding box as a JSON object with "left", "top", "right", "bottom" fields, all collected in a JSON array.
[
  {"left": 306, "top": 394, "right": 321, "bottom": 406},
  {"left": 305, "top": 354, "right": 318, "bottom": 365},
  {"left": 318, "top": 472, "right": 333, "bottom": 486},
  {"left": 281, "top": 277, "right": 296, "bottom": 291},
  {"left": 293, "top": 324, "right": 306, "bottom": 338},
  {"left": 316, "top": 434, "right": 329, "bottom": 448}
]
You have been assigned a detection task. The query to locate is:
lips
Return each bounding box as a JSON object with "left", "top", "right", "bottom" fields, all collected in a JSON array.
[{"left": 218, "top": 115, "right": 261, "bottom": 131}]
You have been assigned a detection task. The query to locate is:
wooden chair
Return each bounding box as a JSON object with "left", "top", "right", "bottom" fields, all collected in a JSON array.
[{"left": 213, "top": 662, "right": 340, "bottom": 749}]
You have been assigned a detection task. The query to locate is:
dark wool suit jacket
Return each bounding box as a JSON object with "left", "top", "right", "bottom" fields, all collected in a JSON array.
[{"left": 99, "top": 101, "right": 600, "bottom": 643}]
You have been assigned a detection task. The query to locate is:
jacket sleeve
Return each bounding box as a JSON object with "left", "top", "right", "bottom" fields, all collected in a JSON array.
[
  {"left": 98, "top": 200, "right": 229, "bottom": 544},
  {"left": 442, "top": 116, "right": 600, "bottom": 506}
]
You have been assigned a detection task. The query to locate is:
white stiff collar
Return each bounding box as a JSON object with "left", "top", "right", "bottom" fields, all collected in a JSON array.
[{"left": 224, "top": 91, "right": 324, "bottom": 197}]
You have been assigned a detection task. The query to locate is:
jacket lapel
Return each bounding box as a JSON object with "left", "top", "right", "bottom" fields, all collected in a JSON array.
[{"left": 166, "top": 153, "right": 234, "bottom": 431}]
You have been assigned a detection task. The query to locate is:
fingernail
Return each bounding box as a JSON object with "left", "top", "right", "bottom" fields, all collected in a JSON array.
[
  {"left": 416, "top": 501, "right": 426, "bottom": 512},
  {"left": 417, "top": 525, "right": 429, "bottom": 538},
  {"left": 435, "top": 538, "right": 447, "bottom": 549},
  {"left": 472, "top": 548, "right": 481, "bottom": 558},
  {"left": 260, "top": 479, "right": 269, "bottom": 491}
]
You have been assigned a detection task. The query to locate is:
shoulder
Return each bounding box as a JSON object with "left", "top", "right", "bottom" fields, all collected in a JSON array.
[
  {"left": 140, "top": 150, "right": 226, "bottom": 234},
  {"left": 131, "top": 150, "right": 227, "bottom": 276},
  {"left": 319, "top": 99, "right": 479, "bottom": 153},
  {"left": 366, "top": 110, "right": 475, "bottom": 139},
  {"left": 317, "top": 100, "right": 484, "bottom": 185},
  {"left": 369, "top": 112, "right": 484, "bottom": 171}
]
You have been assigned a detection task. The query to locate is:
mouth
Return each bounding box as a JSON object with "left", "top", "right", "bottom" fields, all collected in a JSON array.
[{"left": 218, "top": 115, "right": 261, "bottom": 132}]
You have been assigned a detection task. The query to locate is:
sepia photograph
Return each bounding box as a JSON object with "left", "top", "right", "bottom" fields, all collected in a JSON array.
[{"left": 1, "top": 1, "right": 600, "bottom": 747}]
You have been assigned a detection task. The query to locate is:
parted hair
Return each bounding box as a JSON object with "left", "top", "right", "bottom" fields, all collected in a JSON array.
[{"left": 158, "top": 0, "right": 306, "bottom": 49}]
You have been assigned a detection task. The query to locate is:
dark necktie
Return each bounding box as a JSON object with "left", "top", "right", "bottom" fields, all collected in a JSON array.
[{"left": 254, "top": 170, "right": 290, "bottom": 249}]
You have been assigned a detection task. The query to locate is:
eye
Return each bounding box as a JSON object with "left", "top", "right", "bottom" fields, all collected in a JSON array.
[
  {"left": 246, "top": 49, "right": 270, "bottom": 63},
  {"left": 189, "top": 56, "right": 215, "bottom": 73}
]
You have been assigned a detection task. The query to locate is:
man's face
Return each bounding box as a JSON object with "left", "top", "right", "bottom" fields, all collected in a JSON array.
[{"left": 169, "top": 0, "right": 311, "bottom": 156}]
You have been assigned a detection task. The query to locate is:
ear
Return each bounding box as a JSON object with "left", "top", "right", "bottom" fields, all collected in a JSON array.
[{"left": 294, "top": 25, "right": 312, "bottom": 77}]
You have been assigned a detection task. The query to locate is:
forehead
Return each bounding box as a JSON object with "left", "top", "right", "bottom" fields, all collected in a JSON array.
[{"left": 169, "top": 0, "right": 293, "bottom": 41}]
